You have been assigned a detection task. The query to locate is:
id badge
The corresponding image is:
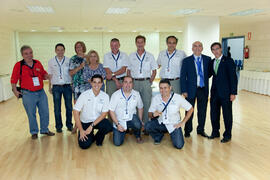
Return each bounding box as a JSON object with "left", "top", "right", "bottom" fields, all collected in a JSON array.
[
  {"left": 32, "top": 77, "right": 40, "bottom": 86},
  {"left": 138, "top": 72, "right": 144, "bottom": 78},
  {"left": 165, "top": 68, "right": 171, "bottom": 76},
  {"left": 123, "top": 112, "right": 130, "bottom": 120},
  {"left": 162, "top": 113, "right": 169, "bottom": 124}
]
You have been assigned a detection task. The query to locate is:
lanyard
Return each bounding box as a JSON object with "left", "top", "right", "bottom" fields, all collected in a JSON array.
[
  {"left": 161, "top": 93, "right": 173, "bottom": 120},
  {"left": 166, "top": 50, "right": 176, "bottom": 70},
  {"left": 55, "top": 56, "right": 65, "bottom": 79},
  {"left": 136, "top": 52, "right": 146, "bottom": 74},
  {"left": 121, "top": 88, "right": 132, "bottom": 115},
  {"left": 111, "top": 52, "right": 120, "bottom": 69}
]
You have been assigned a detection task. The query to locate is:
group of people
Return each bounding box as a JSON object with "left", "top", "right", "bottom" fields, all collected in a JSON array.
[{"left": 10, "top": 35, "right": 237, "bottom": 150}]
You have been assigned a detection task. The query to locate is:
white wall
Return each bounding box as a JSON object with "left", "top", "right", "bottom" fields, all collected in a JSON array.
[
  {"left": 183, "top": 16, "right": 220, "bottom": 58},
  {"left": 0, "top": 27, "right": 16, "bottom": 75}
]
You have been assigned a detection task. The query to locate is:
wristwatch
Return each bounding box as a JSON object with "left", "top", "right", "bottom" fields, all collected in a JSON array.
[{"left": 91, "top": 123, "right": 95, "bottom": 127}]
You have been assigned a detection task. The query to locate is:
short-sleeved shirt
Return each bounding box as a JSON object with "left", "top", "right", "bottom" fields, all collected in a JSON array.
[
  {"left": 149, "top": 93, "right": 192, "bottom": 133},
  {"left": 128, "top": 51, "right": 158, "bottom": 78},
  {"left": 11, "top": 59, "right": 48, "bottom": 91},
  {"left": 110, "top": 89, "right": 143, "bottom": 127},
  {"left": 73, "top": 89, "right": 109, "bottom": 123},
  {"left": 48, "top": 56, "right": 72, "bottom": 85},
  {"left": 82, "top": 63, "right": 106, "bottom": 91},
  {"left": 157, "top": 49, "right": 186, "bottom": 78},
  {"left": 103, "top": 51, "right": 129, "bottom": 78},
  {"left": 69, "top": 55, "right": 86, "bottom": 93}
]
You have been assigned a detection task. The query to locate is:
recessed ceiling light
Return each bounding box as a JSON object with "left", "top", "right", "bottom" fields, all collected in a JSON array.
[
  {"left": 105, "top": 8, "right": 130, "bottom": 14},
  {"left": 31, "top": 29, "right": 37, "bottom": 32},
  {"left": 177, "top": 30, "right": 182, "bottom": 32},
  {"left": 108, "top": 30, "right": 113, "bottom": 32},
  {"left": 230, "top": 9, "right": 264, "bottom": 16},
  {"left": 58, "top": 30, "right": 63, "bottom": 32},
  {"left": 172, "top": 9, "right": 201, "bottom": 15},
  {"left": 83, "top": 30, "right": 89, "bottom": 32},
  {"left": 27, "top": 6, "right": 54, "bottom": 14},
  {"left": 132, "top": 30, "right": 137, "bottom": 32}
]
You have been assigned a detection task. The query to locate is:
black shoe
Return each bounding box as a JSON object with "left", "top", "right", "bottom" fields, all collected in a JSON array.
[
  {"left": 31, "top": 134, "right": 38, "bottom": 140},
  {"left": 154, "top": 140, "right": 161, "bottom": 145},
  {"left": 221, "top": 138, "right": 231, "bottom": 143},
  {"left": 184, "top": 133, "right": 190, "bottom": 138},
  {"left": 67, "top": 127, "right": 73, "bottom": 132},
  {"left": 197, "top": 132, "right": 209, "bottom": 138},
  {"left": 56, "top": 129, "right": 62, "bottom": 133},
  {"left": 41, "top": 130, "right": 55, "bottom": 136},
  {"left": 209, "top": 134, "right": 220, "bottom": 139}
]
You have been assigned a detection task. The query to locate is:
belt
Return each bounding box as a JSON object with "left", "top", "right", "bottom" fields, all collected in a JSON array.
[
  {"left": 21, "top": 88, "right": 43, "bottom": 92},
  {"left": 53, "top": 84, "right": 71, "bottom": 87},
  {"left": 134, "top": 78, "right": 150, "bottom": 81},
  {"left": 109, "top": 77, "right": 124, "bottom": 81},
  {"left": 164, "top": 78, "right": 179, "bottom": 81}
]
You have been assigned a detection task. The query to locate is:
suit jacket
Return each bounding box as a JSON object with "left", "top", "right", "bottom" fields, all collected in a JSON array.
[
  {"left": 180, "top": 54, "right": 211, "bottom": 99},
  {"left": 209, "top": 55, "right": 238, "bottom": 99}
]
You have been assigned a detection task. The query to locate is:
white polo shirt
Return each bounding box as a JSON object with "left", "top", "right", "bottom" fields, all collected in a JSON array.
[
  {"left": 128, "top": 51, "right": 158, "bottom": 78},
  {"left": 48, "top": 56, "right": 72, "bottom": 85},
  {"left": 110, "top": 89, "right": 143, "bottom": 129},
  {"left": 103, "top": 51, "right": 129, "bottom": 78},
  {"left": 73, "top": 89, "right": 109, "bottom": 123},
  {"left": 157, "top": 49, "right": 187, "bottom": 79},
  {"left": 149, "top": 93, "right": 192, "bottom": 133}
]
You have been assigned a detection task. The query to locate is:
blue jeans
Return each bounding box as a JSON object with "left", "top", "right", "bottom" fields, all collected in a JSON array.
[
  {"left": 22, "top": 89, "right": 49, "bottom": 135},
  {"left": 145, "top": 119, "right": 185, "bottom": 149},
  {"left": 52, "top": 85, "right": 73, "bottom": 130},
  {"left": 113, "top": 114, "right": 142, "bottom": 146}
]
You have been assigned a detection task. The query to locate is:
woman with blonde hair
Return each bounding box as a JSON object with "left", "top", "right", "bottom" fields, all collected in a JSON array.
[{"left": 82, "top": 50, "right": 106, "bottom": 91}]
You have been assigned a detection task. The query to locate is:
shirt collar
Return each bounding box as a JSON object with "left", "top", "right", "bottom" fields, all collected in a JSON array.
[
  {"left": 193, "top": 54, "right": 202, "bottom": 60},
  {"left": 216, "top": 54, "right": 223, "bottom": 61}
]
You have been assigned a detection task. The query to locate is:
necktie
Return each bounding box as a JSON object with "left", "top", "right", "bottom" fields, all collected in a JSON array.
[
  {"left": 214, "top": 59, "right": 220, "bottom": 75},
  {"left": 196, "top": 57, "right": 204, "bottom": 87}
]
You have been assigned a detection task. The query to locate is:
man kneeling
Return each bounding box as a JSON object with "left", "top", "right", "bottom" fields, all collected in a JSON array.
[
  {"left": 110, "top": 76, "right": 144, "bottom": 146},
  {"left": 73, "top": 74, "right": 112, "bottom": 149},
  {"left": 145, "top": 79, "right": 193, "bottom": 149}
]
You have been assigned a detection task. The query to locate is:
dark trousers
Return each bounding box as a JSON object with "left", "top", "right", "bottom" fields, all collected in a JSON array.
[
  {"left": 184, "top": 87, "right": 208, "bottom": 134},
  {"left": 210, "top": 93, "right": 233, "bottom": 139},
  {"left": 78, "top": 119, "right": 112, "bottom": 149},
  {"left": 113, "top": 114, "right": 142, "bottom": 146},
  {"left": 52, "top": 85, "right": 73, "bottom": 130},
  {"left": 145, "top": 119, "right": 185, "bottom": 149}
]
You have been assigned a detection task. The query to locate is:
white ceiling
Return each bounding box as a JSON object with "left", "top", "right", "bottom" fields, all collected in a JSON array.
[{"left": 0, "top": 0, "right": 269, "bottom": 32}]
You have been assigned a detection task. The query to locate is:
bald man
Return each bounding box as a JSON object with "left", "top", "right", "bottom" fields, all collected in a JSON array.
[{"left": 180, "top": 41, "right": 211, "bottom": 138}]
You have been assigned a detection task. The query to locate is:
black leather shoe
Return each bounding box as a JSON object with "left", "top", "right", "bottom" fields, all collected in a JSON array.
[
  {"left": 56, "top": 129, "right": 62, "bottom": 133},
  {"left": 197, "top": 132, "right": 209, "bottom": 138},
  {"left": 209, "top": 134, "right": 220, "bottom": 139},
  {"left": 184, "top": 133, "right": 190, "bottom": 138},
  {"left": 67, "top": 127, "right": 73, "bottom": 132},
  {"left": 41, "top": 130, "right": 55, "bottom": 136},
  {"left": 221, "top": 138, "right": 231, "bottom": 143},
  {"left": 32, "top": 134, "right": 38, "bottom": 140}
]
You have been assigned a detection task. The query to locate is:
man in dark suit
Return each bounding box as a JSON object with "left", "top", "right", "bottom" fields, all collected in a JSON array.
[
  {"left": 209, "top": 42, "right": 237, "bottom": 143},
  {"left": 180, "top": 41, "right": 211, "bottom": 138}
]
